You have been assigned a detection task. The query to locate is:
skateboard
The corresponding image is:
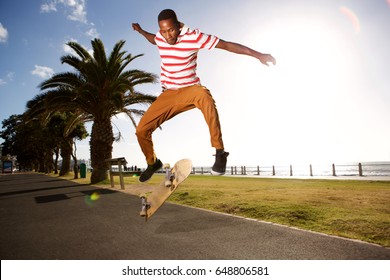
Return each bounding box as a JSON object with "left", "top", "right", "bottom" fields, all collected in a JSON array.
[{"left": 139, "top": 159, "right": 192, "bottom": 221}]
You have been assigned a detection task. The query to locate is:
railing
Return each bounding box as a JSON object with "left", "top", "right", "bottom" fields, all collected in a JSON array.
[{"left": 191, "top": 162, "right": 390, "bottom": 177}]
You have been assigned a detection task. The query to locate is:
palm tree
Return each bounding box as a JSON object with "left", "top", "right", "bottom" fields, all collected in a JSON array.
[
  {"left": 38, "top": 38, "right": 157, "bottom": 183},
  {"left": 25, "top": 95, "right": 88, "bottom": 176}
]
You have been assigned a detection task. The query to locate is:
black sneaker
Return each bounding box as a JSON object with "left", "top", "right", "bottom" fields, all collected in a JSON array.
[
  {"left": 211, "top": 150, "right": 229, "bottom": 175},
  {"left": 139, "top": 159, "right": 163, "bottom": 182}
]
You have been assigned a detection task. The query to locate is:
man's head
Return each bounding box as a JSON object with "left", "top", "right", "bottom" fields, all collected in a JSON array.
[{"left": 158, "top": 9, "right": 181, "bottom": 45}]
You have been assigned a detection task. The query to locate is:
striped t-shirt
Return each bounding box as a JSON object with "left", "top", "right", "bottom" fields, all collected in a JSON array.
[{"left": 155, "top": 24, "right": 219, "bottom": 89}]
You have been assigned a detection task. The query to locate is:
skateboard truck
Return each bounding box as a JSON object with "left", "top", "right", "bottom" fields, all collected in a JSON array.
[
  {"left": 137, "top": 159, "right": 192, "bottom": 221},
  {"left": 139, "top": 193, "right": 151, "bottom": 221},
  {"left": 138, "top": 163, "right": 173, "bottom": 222},
  {"left": 163, "top": 163, "right": 175, "bottom": 189}
]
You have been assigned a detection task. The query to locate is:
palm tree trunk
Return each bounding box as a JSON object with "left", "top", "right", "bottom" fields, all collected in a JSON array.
[
  {"left": 38, "top": 153, "right": 45, "bottom": 173},
  {"left": 90, "top": 118, "right": 113, "bottom": 184},
  {"left": 72, "top": 140, "right": 78, "bottom": 179},
  {"left": 59, "top": 141, "right": 72, "bottom": 176}
]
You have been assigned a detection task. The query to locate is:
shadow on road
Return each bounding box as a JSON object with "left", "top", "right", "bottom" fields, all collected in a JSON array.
[{"left": 34, "top": 189, "right": 117, "bottom": 204}]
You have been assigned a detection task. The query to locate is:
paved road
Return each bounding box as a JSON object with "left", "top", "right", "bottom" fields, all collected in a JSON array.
[{"left": 0, "top": 173, "right": 389, "bottom": 260}]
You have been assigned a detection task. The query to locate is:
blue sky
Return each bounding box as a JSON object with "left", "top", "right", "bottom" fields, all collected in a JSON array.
[{"left": 1, "top": 0, "right": 390, "bottom": 167}]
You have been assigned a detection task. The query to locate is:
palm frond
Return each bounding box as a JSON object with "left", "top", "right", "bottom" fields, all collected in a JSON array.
[
  {"left": 66, "top": 41, "right": 92, "bottom": 61},
  {"left": 63, "top": 112, "right": 91, "bottom": 137},
  {"left": 39, "top": 72, "right": 83, "bottom": 90},
  {"left": 91, "top": 38, "right": 108, "bottom": 70}
]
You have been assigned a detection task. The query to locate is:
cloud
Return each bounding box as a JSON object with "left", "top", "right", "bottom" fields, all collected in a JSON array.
[
  {"left": 86, "top": 27, "right": 99, "bottom": 38},
  {"left": 41, "top": 1, "right": 100, "bottom": 40},
  {"left": 0, "top": 23, "right": 8, "bottom": 43},
  {"left": 6, "top": 72, "right": 14, "bottom": 82},
  {"left": 31, "top": 65, "right": 55, "bottom": 79},
  {"left": 0, "top": 72, "right": 14, "bottom": 86},
  {"left": 7, "top": 72, "right": 14, "bottom": 81},
  {"left": 41, "top": 0, "right": 87, "bottom": 24},
  {"left": 40, "top": 2, "right": 57, "bottom": 13}
]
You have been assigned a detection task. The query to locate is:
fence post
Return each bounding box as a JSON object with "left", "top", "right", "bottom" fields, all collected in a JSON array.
[
  {"left": 272, "top": 165, "right": 275, "bottom": 176},
  {"left": 201, "top": 167, "right": 203, "bottom": 175},
  {"left": 310, "top": 164, "right": 313, "bottom": 176},
  {"left": 108, "top": 162, "right": 114, "bottom": 188},
  {"left": 234, "top": 166, "right": 237, "bottom": 175},
  {"left": 358, "top": 163, "right": 363, "bottom": 176},
  {"left": 290, "top": 165, "right": 293, "bottom": 176},
  {"left": 118, "top": 159, "right": 125, "bottom": 190},
  {"left": 332, "top": 164, "right": 336, "bottom": 176},
  {"left": 231, "top": 166, "right": 233, "bottom": 175},
  {"left": 257, "top": 166, "right": 260, "bottom": 176}
]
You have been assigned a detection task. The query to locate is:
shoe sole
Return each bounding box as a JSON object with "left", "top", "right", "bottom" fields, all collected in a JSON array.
[
  {"left": 211, "top": 169, "right": 225, "bottom": 176},
  {"left": 138, "top": 177, "right": 151, "bottom": 183},
  {"left": 138, "top": 160, "right": 163, "bottom": 183}
]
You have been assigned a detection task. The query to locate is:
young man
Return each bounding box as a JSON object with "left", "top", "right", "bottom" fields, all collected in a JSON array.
[{"left": 132, "top": 9, "right": 276, "bottom": 182}]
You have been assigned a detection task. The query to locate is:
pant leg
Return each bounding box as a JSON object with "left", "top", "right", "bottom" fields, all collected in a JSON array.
[
  {"left": 136, "top": 89, "right": 182, "bottom": 164},
  {"left": 177, "top": 85, "right": 224, "bottom": 150},
  {"left": 136, "top": 85, "right": 224, "bottom": 164}
]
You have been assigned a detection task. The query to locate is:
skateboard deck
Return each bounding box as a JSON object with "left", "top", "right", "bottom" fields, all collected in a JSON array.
[{"left": 139, "top": 159, "right": 192, "bottom": 221}]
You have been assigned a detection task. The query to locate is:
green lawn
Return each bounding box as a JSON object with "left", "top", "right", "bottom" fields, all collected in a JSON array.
[{"left": 63, "top": 172, "right": 390, "bottom": 247}]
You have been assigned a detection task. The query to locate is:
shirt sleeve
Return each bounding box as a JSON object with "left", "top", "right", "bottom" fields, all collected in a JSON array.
[{"left": 196, "top": 29, "right": 220, "bottom": 50}]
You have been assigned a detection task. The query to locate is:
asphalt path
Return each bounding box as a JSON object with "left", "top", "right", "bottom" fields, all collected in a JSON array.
[{"left": 0, "top": 173, "right": 389, "bottom": 260}]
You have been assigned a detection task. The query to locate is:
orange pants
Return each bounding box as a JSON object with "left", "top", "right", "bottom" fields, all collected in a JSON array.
[{"left": 136, "top": 84, "right": 224, "bottom": 164}]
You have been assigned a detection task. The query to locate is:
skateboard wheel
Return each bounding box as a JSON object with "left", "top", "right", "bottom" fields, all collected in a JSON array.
[
  {"left": 163, "top": 163, "right": 170, "bottom": 169},
  {"left": 165, "top": 180, "right": 172, "bottom": 187}
]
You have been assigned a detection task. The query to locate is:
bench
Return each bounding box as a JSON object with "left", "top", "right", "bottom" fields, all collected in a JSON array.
[{"left": 105, "top": 157, "right": 141, "bottom": 189}]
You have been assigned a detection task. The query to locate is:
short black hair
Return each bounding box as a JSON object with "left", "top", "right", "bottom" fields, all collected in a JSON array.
[{"left": 158, "top": 9, "right": 178, "bottom": 23}]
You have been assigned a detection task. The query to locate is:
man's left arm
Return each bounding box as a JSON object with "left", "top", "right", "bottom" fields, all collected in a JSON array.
[{"left": 216, "top": 39, "right": 276, "bottom": 66}]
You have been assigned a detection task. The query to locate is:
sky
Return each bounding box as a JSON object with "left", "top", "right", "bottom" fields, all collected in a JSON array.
[{"left": 1, "top": 0, "right": 390, "bottom": 168}]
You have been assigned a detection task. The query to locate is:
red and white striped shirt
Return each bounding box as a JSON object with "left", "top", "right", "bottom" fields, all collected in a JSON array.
[{"left": 155, "top": 24, "right": 219, "bottom": 89}]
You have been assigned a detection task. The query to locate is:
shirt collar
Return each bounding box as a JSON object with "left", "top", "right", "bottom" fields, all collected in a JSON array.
[{"left": 176, "top": 23, "right": 189, "bottom": 43}]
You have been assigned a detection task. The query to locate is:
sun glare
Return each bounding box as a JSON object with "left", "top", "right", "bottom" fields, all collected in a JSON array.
[
  {"left": 258, "top": 17, "right": 353, "bottom": 108},
  {"left": 241, "top": 14, "right": 362, "bottom": 163},
  {"left": 340, "top": 6, "right": 361, "bottom": 34}
]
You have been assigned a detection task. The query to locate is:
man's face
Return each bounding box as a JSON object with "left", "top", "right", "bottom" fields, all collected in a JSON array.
[{"left": 158, "top": 18, "right": 180, "bottom": 45}]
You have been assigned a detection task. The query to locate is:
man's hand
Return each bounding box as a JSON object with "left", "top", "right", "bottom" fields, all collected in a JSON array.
[
  {"left": 258, "top": 53, "right": 276, "bottom": 67},
  {"left": 132, "top": 23, "right": 142, "bottom": 33},
  {"left": 131, "top": 23, "right": 156, "bottom": 45}
]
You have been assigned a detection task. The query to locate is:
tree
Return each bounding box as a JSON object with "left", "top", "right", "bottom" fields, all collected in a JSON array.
[
  {"left": 24, "top": 97, "right": 89, "bottom": 177},
  {"left": 1, "top": 114, "right": 49, "bottom": 171},
  {"left": 38, "top": 39, "right": 157, "bottom": 183},
  {"left": 1, "top": 114, "right": 22, "bottom": 157}
]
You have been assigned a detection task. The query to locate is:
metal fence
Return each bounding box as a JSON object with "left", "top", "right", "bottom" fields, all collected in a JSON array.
[{"left": 191, "top": 162, "right": 390, "bottom": 177}]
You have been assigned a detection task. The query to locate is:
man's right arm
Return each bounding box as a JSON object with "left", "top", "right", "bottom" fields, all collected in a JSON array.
[{"left": 132, "top": 23, "right": 156, "bottom": 45}]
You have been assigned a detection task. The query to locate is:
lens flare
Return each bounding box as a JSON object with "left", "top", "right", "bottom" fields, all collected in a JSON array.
[
  {"left": 340, "top": 6, "right": 361, "bottom": 34},
  {"left": 90, "top": 192, "right": 100, "bottom": 201},
  {"left": 84, "top": 191, "right": 100, "bottom": 206}
]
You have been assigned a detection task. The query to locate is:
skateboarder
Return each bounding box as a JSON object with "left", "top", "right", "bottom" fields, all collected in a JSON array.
[{"left": 132, "top": 9, "right": 276, "bottom": 182}]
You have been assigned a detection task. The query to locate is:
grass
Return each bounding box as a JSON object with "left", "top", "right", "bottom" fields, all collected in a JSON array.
[{"left": 57, "top": 172, "right": 390, "bottom": 247}]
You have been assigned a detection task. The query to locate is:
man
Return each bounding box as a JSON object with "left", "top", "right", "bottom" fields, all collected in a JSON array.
[{"left": 132, "top": 9, "right": 276, "bottom": 182}]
